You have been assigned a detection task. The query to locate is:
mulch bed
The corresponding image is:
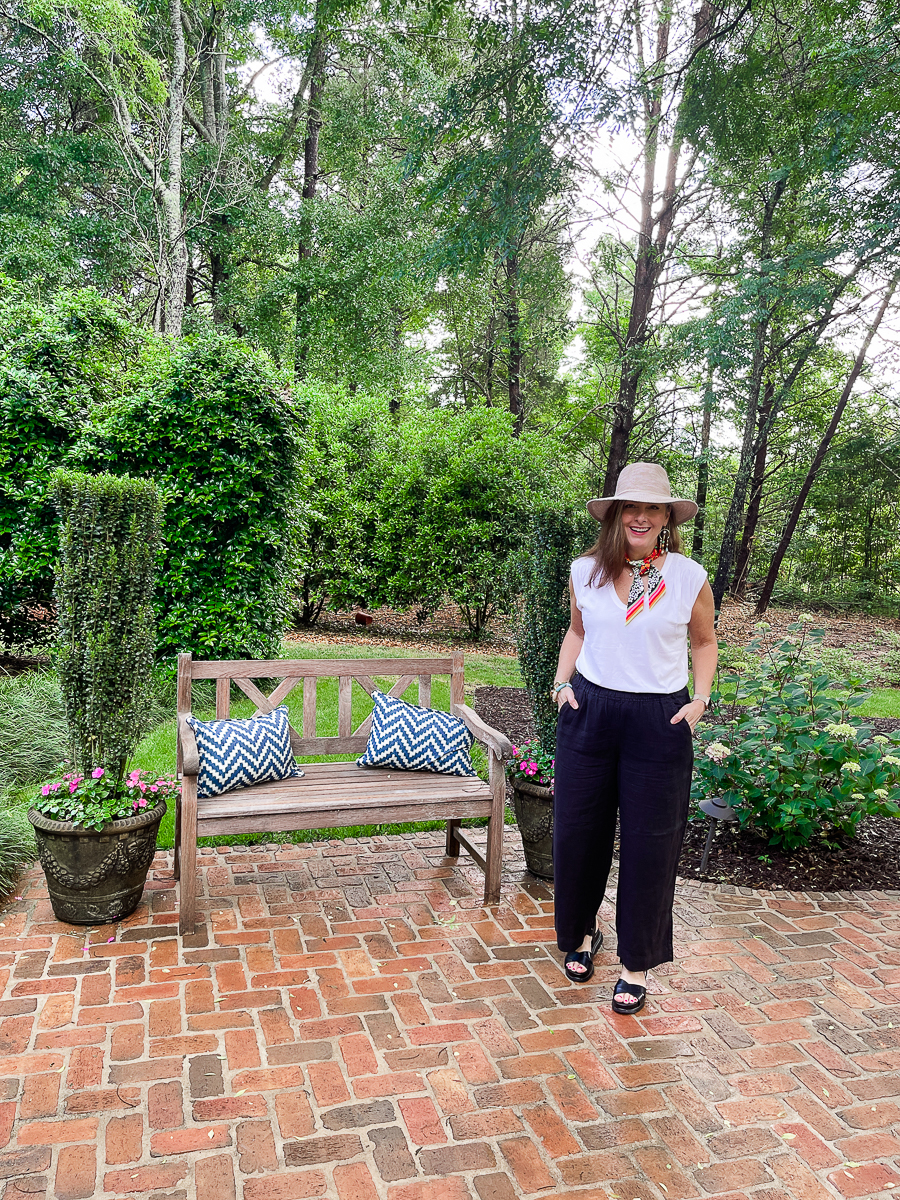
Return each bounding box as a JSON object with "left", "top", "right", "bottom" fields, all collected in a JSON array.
[{"left": 472, "top": 685, "right": 900, "bottom": 894}]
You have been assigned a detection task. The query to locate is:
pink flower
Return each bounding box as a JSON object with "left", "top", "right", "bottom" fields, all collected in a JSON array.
[
  {"left": 69, "top": 782, "right": 78, "bottom": 794},
  {"left": 92, "top": 767, "right": 104, "bottom": 779},
  {"left": 138, "top": 782, "right": 146, "bottom": 792},
  {"left": 51, "top": 782, "right": 60, "bottom": 791},
  {"left": 125, "top": 780, "right": 134, "bottom": 788},
  {"left": 41, "top": 785, "right": 50, "bottom": 796},
  {"left": 128, "top": 769, "right": 141, "bottom": 781},
  {"left": 138, "top": 798, "right": 147, "bottom": 808},
  {"left": 149, "top": 784, "right": 158, "bottom": 793}
]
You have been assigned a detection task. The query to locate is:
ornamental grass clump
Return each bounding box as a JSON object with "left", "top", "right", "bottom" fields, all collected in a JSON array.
[
  {"left": 51, "top": 470, "right": 163, "bottom": 795},
  {"left": 693, "top": 621, "right": 900, "bottom": 849}
]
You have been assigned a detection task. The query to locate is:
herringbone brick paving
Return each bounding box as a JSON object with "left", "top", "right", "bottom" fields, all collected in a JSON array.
[{"left": 1, "top": 829, "right": 899, "bottom": 1199}]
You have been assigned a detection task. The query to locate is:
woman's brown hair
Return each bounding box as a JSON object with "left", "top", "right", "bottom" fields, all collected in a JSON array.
[{"left": 581, "top": 500, "right": 682, "bottom": 588}]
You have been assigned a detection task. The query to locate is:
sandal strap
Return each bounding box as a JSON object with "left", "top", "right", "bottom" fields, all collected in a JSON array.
[
  {"left": 613, "top": 978, "right": 647, "bottom": 999},
  {"left": 565, "top": 950, "right": 593, "bottom": 969}
]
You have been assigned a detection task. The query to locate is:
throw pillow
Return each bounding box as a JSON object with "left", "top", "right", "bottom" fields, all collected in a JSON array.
[
  {"left": 187, "top": 705, "right": 304, "bottom": 798},
  {"left": 357, "top": 690, "right": 477, "bottom": 777}
]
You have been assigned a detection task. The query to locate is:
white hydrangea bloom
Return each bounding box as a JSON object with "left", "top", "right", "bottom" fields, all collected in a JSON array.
[
  {"left": 841, "top": 762, "right": 861, "bottom": 773},
  {"left": 706, "top": 742, "right": 730, "bottom": 762}
]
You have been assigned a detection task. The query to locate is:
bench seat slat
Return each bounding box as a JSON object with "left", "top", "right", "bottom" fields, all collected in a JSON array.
[{"left": 198, "top": 800, "right": 493, "bottom": 837}]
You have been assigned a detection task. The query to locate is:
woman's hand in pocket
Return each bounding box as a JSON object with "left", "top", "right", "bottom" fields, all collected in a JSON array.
[
  {"left": 670, "top": 698, "right": 704, "bottom": 733},
  {"left": 557, "top": 686, "right": 579, "bottom": 711}
]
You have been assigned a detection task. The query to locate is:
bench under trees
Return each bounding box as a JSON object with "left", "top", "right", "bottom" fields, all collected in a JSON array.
[{"left": 175, "top": 652, "right": 513, "bottom": 934}]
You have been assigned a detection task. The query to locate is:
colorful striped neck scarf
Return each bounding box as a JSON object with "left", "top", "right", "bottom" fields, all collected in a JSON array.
[{"left": 624, "top": 547, "right": 666, "bottom": 624}]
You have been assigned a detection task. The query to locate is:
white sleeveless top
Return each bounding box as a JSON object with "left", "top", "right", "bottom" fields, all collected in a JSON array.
[{"left": 571, "top": 551, "right": 708, "bottom": 693}]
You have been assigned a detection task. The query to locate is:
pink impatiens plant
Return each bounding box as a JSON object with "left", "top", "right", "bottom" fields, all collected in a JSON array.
[
  {"left": 506, "top": 738, "right": 555, "bottom": 791},
  {"left": 36, "top": 766, "right": 180, "bottom": 832}
]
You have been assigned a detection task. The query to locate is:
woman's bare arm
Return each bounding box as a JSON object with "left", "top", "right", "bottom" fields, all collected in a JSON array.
[
  {"left": 554, "top": 580, "right": 585, "bottom": 709},
  {"left": 671, "top": 579, "right": 718, "bottom": 731}
]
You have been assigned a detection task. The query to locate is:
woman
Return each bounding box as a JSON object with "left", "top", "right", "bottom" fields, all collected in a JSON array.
[{"left": 551, "top": 462, "right": 717, "bottom": 1014}]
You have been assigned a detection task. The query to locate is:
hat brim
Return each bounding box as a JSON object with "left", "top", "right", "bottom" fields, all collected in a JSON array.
[{"left": 587, "top": 495, "right": 698, "bottom": 523}]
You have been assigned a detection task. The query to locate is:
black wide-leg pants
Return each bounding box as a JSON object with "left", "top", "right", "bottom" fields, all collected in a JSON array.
[{"left": 553, "top": 674, "right": 694, "bottom": 972}]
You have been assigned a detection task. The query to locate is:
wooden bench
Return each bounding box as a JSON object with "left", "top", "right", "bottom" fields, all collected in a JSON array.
[{"left": 174, "top": 652, "right": 514, "bottom": 934}]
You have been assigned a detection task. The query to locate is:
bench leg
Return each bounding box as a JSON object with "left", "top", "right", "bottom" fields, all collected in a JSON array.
[
  {"left": 445, "top": 819, "right": 462, "bottom": 858},
  {"left": 173, "top": 795, "right": 181, "bottom": 881},
  {"left": 178, "top": 775, "right": 198, "bottom": 936},
  {"left": 483, "top": 749, "right": 505, "bottom": 906}
]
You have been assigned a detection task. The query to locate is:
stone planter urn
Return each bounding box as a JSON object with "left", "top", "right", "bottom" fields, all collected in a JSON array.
[
  {"left": 28, "top": 800, "right": 166, "bottom": 924},
  {"left": 511, "top": 780, "right": 554, "bottom": 880}
]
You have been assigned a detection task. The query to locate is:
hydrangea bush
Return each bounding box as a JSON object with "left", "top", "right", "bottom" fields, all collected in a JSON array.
[
  {"left": 36, "top": 766, "right": 180, "bottom": 832},
  {"left": 693, "top": 621, "right": 900, "bottom": 849},
  {"left": 506, "top": 738, "right": 555, "bottom": 790}
]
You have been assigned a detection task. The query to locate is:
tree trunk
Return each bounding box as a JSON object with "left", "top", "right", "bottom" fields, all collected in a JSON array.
[
  {"left": 754, "top": 271, "right": 899, "bottom": 616},
  {"left": 732, "top": 382, "right": 774, "bottom": 597},
  {"left": 294, "top": 36, "right": 326, "bottom": 380},
  {"left": 161, "top": 0, "right": 188, "bottom": 337},
  {"left": 602, "top": 3, "right": 712, "bottom": 493},
  {"left": 710, "top": 179, "right": 785, "bottom": 615},
  {"left": 691, "top": 369, "right": 713, "bottom": 562},
  {"left": 506, "top": 253, "right": 523, "bottom": 435}
]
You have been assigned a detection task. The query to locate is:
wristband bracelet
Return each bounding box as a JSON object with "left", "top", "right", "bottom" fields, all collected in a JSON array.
[
  {"left": 550, "top": 680, "right": 573, "bottom": 699},
  {"left": 693, "top": 695, "right": 710, "bottom": 710}
]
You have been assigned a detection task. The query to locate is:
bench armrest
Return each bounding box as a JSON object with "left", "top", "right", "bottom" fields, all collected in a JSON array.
[
  {"left": 455, "top": 704, "right": 513, "bottom": 760},
  {"left": 178, "top": 714, "right": 200, "bottom": 777}
]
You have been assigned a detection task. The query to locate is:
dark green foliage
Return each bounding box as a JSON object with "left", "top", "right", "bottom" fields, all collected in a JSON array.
[
  {"left": 292, "top": 388, "right": 392, "bottom": 622},
  {"left": 84, "top": 331, "right": 297, "bottom": 660},
  {"left": 517, "top": 506, "right": 593, "bottom": 754},
  {"left": 0, "top": 286, "right": 139, "bottom": 645},
  {"left": 53, "top": 470, "right": 162, "bottom": 783},
  {"left": 379, "top": 409, "right": 551, "bottom": 639}
]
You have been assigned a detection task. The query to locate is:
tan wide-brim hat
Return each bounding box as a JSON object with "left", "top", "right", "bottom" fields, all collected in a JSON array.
[{"left": 587, "top": 462, "right": 698, "bottom": 523}]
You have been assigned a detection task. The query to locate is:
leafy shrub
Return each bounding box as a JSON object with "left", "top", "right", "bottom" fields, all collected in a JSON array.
[
  {"left": 0, "top": 286, "right": 139, "bottom": 645},
  {"left": 517, "top": 506, "right": 593, "bottom": 756},
  {"left": 83, "top": 330, "right": 297, "bottom": 660},
  {"left": 292, "top": 387, "right": 393, "bottom": 623},
  {"left": 376, "top": 409, "right": 552, "bottom": 638},
  {"left": 693, "top": 621, "right": 900, "bottom": 848},
  {"left": 54, "top": 470, "right": 162, "bottom": 783},
  {"left": 0, "top": 671, "right": 68, "bottom": 790}
]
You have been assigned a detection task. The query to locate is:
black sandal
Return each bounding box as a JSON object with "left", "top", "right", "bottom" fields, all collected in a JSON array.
[
  {"left": 611, "top": 976, "right": 647, "bottom": 1015},
  {"left": 564, "top": 926, "right": 603, "bottom": 983}
]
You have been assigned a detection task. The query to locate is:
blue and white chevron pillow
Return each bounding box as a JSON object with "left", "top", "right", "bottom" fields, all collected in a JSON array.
[
  {"left": 357, "top": 690, "right": 477, "bottom": 777},
  {"left": 187, "top": 705, "right": 303, "bottom": 798}
]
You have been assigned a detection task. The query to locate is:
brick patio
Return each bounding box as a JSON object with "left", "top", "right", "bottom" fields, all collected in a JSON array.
[{"left": 1, "top": 830, "right": 899, "bottom": 1200}]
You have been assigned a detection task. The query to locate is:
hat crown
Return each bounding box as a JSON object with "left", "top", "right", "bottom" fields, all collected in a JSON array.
[{"left": 614, "top": 462, "right": 673, "bottom": 501}]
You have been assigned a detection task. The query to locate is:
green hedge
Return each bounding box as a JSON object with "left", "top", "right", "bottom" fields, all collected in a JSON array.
[
  {"left": 0, "top": 286, "right": 138, "bottom": 645},
  {"left": 82, "top": 331, "right": 297, "bottom": 660}
]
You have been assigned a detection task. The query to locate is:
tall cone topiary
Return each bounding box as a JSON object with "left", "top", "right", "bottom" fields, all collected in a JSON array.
[
  {"left": 518, "top": 506, "right": 593, "bottom": 757},
  {"left": 53, "top": 470, "right": 163, "bottom": 787}
]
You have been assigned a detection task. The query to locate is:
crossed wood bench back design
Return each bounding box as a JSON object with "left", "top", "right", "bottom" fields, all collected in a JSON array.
[{"left": 174, "top": 652, "right": 513, "bottom": 934}]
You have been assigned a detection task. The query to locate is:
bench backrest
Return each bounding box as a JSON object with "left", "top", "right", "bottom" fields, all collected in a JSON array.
[{"left": 176, "top": 651, "right": 466, "bottom": 773}]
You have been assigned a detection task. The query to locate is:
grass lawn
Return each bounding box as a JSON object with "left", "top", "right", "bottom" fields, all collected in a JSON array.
[{"left": 133, "top": 642, "right": 523, "bottom": 850}]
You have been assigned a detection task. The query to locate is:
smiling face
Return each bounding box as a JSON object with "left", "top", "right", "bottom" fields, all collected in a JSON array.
[{"left": 620, "top": 501, "right": 670, "bottom": 559}]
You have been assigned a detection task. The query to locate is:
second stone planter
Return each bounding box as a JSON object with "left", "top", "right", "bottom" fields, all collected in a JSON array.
[{"left": 511, "top": 779, "right": 554, "bottom": 880}]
